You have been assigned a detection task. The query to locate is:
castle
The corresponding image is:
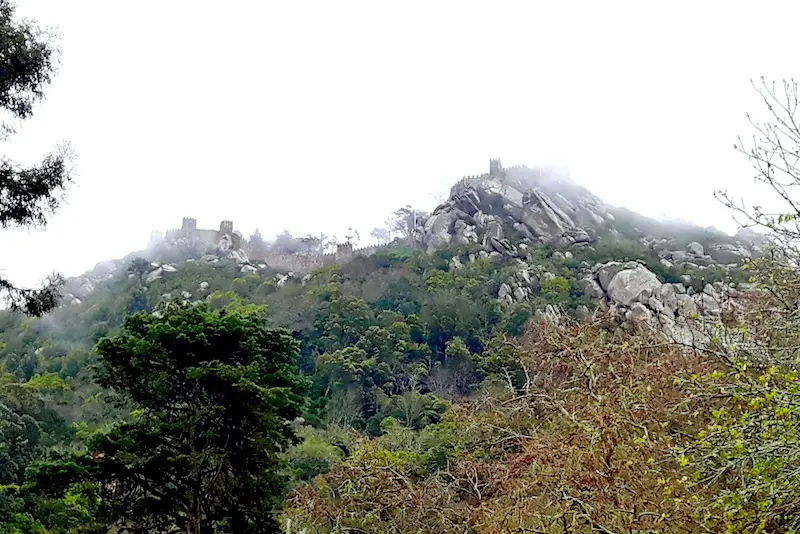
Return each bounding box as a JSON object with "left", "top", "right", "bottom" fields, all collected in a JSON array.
[
  {"left": 147, "top": 217, "right": 396, "bottom": 273},
  {"left": 260, "top": 241, "right": 391, "bottom": 273},
  {"left": 451, "top": 158, "right": 555, "bottom": 199},
  {"left": 162, "top": 218, "right": 243, "bottom": 250}
]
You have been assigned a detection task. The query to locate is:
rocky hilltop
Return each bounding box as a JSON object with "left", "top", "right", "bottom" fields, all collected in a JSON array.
[
  {"left": 413, "top": 158, "right": 765, "bottom": 261},
  {"left": 408, "top": 159, "right": 770, "bottom": 342},
  {"left": 414, "top": 159, "right": 606, "bottom": 253},
  {"left": 56, "top": 158, "right": 768, "bottom": 337}
]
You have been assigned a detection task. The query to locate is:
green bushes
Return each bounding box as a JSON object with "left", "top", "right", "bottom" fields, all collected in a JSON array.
[{"left": 541, "top": 275, "right": 570, "bottom": 297}]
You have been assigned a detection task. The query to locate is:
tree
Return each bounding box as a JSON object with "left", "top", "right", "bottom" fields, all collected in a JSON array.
[
  {"left": 716, "top": 78, "right": 800, "bottom": 263},
  {"left": 82, "top": 303, "right": 308, "bottom": 533},
  {"left": 300, "top": 233, "right": 335, "bottom": 255},
  {"left": 386, "top": 205, "right": 426, "bottom": 240},
  {"left": 683, "top": 78, "right": 800, "bottom": 531},
  {"left": 0, "top": 0, "right": 74, "bottom": 316},
  {"left": 249, "top": 228, "right": 264, "bottom": 246},
  {"left": 126, "top": 257, "right": 151, "bottom": 285},
  {"left": 248, "top": 228, "right": 267, "bottom": 259},
  {"left": 0, "top": 371, "right": 69, "bottom": 485},
  {"left": 126, "top": 289, "right": 150, "bottom": 315},
  {"left": 370, "top": 226, "right": 391, "bottom": 244},
  {"left": 344, "top": 227, "right": 360, "bottom": 245}
]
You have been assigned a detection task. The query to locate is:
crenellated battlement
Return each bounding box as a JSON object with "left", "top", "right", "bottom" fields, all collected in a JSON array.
[
  {"left": 162, "top": 218, "right": 241, "bottom": 250},
  {"left": 264, "top": 241, "right": 398, "bottom": 272},
  {"left": 489, "top": 158, "right": 503, "bottom": 177},
  {"left": 181, "top": 217, "right": 197, "bottom": 232},
  {"left": 449, "top": 159, "right": 532, "bottom": 198}
]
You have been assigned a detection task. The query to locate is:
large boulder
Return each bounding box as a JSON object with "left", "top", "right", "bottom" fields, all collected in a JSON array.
[
  {"left": 694, "top": 293, "right": 722, "bottom": 315},
  {"left": 92, "top": 260, "right": 118, "bottom": 278},
  {"left": 227, "top": 249, "right": 249, "bottom": 264},
  {"left": 673, "top": 294, "right": 698, "bottom": 317},
  {"left": 627, "top": 302, "right": 653, "bottom": 322},
  {"left": 218, "top": 234, "right": 233, "bottom": 252},
  {"left": 513, "top": 286, "right": 528, "bottom": 302},
  {"left": 596, "top": 260, "right": 640, "bottom": 291},
  {"left": 606, "top": 266, "right": 662, "bottom": 306},
  {"left": 422, "top": 210, "right": 458, "bottom": 252},
  {"left": 498, "top": 283, "right": 513, "bottom": 304},
  {"left": 687, "top": 242, "right": 705, "bottom": 256},
  {"left": 579, "top": 277, "right": 605, "bottom": 299},
  {"left": 653, "top": 283, "right": 679, "bottom": 313},
  {"left": 145, "top": 267, "right": 163, "bottom": 284}
]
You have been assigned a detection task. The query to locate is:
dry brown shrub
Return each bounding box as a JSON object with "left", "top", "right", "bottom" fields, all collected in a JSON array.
[{"left": 286, "top": 318, "right": 722, "bottom": 533}]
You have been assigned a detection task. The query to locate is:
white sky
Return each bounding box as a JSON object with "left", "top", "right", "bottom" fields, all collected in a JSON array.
[{"left": 1, "top": 1, "right": 797, "bottom": 287}]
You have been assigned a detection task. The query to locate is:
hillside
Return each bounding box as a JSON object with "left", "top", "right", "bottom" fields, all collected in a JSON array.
[{"left": 0, "top": 159, "right": 779, "bottom": 533}]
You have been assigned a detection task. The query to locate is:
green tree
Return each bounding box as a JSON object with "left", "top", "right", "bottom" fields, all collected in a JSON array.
[
  {"left": 126, "top": 257, "right": 151, "bottom": 285},
  {"left": 386, "top": 205, "right": 426, "bottom": 240},
  {"left": 0, "top": 0, "right": 74, "bottom": 316},
  {"left": 0, "top": 371, "right": 69, "bottom": 485},
  {"left": 684, "top": 79, "right": 800, "bottom": 531},
  {"left": 82, "top": 303, "right": 307, "bottom": 533},
  {"left": 378, "top": 390, "right": 449, "bottom": 430},
  {"left": 126, "top": 289, "right": 150, "bottom": 315}
]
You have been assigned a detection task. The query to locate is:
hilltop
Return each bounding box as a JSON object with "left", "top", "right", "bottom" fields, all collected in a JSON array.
[
  {"left": 51, "top": 159, "right": 763, "bottom": 346},
  {"left": 62, "top": 158, "right": 763, "bottom": 305}
]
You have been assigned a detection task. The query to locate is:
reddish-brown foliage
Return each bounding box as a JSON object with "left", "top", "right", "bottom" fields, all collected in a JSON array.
[{"left": 286, "top": 319, "right": 721, "bottom": 533}]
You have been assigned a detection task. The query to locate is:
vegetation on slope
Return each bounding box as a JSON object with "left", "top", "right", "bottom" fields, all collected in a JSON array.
[
  {"left": 0, "top": 234, "right": 764, "bottom": 533},
  {"left": 0, "top": 10, "right": 797, "bottom": 529}
]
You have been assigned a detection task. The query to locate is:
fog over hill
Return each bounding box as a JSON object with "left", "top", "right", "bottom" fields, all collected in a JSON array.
[{"left": 3, "top": 1, "right": 797, "bottom": 290}]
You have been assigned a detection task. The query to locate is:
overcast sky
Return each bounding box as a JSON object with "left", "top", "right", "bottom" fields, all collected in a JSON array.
[{"left": 2, "top": 1, "right": 797, "bottom": 287}]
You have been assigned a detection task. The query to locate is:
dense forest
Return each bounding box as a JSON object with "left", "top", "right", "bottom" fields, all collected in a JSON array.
[
  {"left": 0, "top": 226, "right": 793, "bottom": 533},
  {"left": 5, "top": 2, "right": 800, "bottom": 533}
]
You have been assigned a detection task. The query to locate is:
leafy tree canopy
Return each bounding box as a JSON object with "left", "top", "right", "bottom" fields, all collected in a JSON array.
[{"left": 0, "top": 0, "right": 73, "bottom": 316}]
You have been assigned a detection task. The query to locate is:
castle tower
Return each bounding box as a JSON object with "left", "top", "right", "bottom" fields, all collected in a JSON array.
[
  {"left": 489, "top": 158, "right": 503, "bottom": 178},
  {"left": 335, "top": 242, "right": 354, "bottom": 260},
  {"left": 147, "top": 229, "right": 163, "bottom": 249},
  {"left": 181, "top": 217, "right": 197, "bottom": 234},
  {"left": 219, "top": 220, "right": 234, "bottom": 235}
]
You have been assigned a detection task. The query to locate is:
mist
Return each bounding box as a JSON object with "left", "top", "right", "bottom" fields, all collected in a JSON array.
[{"left": 2, "top": 1, "right": 797, "bottom": 287}]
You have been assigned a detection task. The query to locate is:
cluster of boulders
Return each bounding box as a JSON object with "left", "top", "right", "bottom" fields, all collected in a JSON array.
[
  {"left": 160, "top": 290, "right": 194, "bottom": 303},
  {"left": 447, "top": 233, "right": 747, "bottom": 344},
  {"left": 414, "top": 163, "right": 607, "bottom": 253},
  {"left": 60, "top": 259, "right": 126, "bottom": 306},
  {"left": 194, "top": 248, "right": 252, "bottom": 270},
  {"left": 640, "top": 235, "right": 761, "bottom": 269},
  {"left": 146, "top": 229, "right": 254, "bottom": 269},
  {"left": 583, "top": 261, "right": 734, "bottom": 319},
  {"left": 580, "top": 260, "right": 749, "bottom": 344},
  {"left": 412, "top": 161, "right": 765, "bottom": 290},
  {"left": 144, "top": 262, "right": 178, "bottom": 283},
  {"left": 273, "top": 271, "right": 314, "bottom": 288}
]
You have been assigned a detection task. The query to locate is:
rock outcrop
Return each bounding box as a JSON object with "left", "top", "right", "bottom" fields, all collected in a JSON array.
[
  {"left": 413, "top": 160, "right": 767, "bottom": 280},
  {"left": 414, "top": 160, "right": 610, "bottom": 253},
  {"left": 581, "top": 261, "right": 749, "bottom": 345},
  {"left": 605, "top": 266, "right": 662, "bottom": 306}
]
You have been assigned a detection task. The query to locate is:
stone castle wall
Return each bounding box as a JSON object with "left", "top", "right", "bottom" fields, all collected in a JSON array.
[
  {"left": 450, "top": 160, "right": 533, "bottom": 198},
  {"left": 163, "top": 218, "right": 241, "bottom": 250},
  {"left": 261, "top": 242, "right": 398, "bottom": 273},
  {"left": 161, "top": 219, "right": 401, "bottom": 273},
  {"left": 261, "top": 252, "right": 326, "bottom": 273}
]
